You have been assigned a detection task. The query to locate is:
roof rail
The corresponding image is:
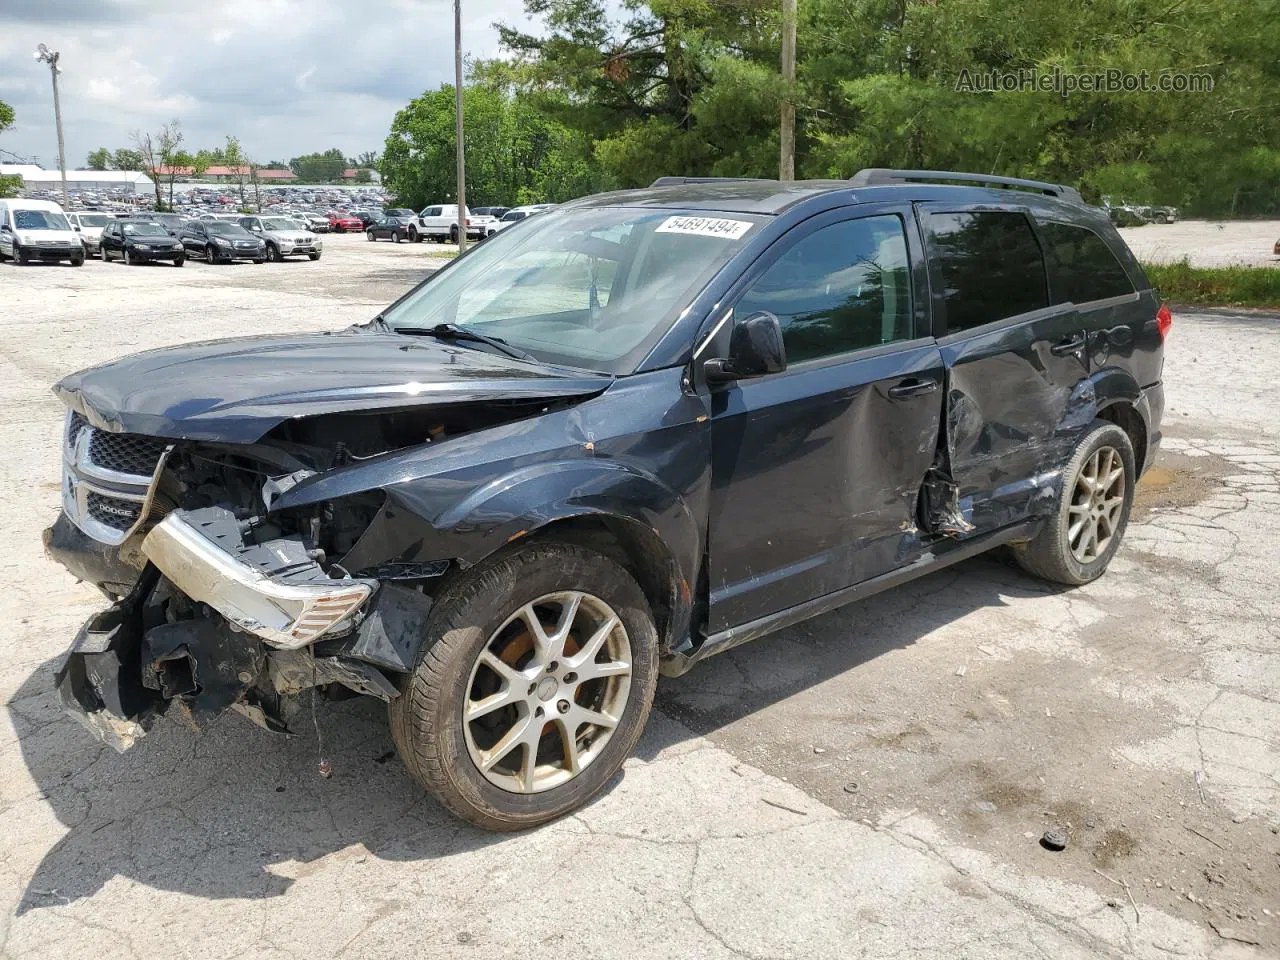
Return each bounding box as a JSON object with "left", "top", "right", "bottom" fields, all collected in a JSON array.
[
  {"left": 849, "top": 168, "right": 1083, "bottom": 204},
  {"left": 650, "top": 176, "right": 771, "bottom": 187}
]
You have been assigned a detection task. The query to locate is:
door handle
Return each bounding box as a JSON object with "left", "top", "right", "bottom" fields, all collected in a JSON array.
[
  {"left": 1050, "top": 335, "right": 1087, "bottom": 356},
  {"left": 887, "top": 377, "right": 939, "bottom": 400}
]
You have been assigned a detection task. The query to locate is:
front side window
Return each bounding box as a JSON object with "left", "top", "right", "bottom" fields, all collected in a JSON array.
[
  {"left": 1039, "top": 221, "right": 1134, "bottom": 304},
  {"left": 381, "top": 206, "right": 766, "bottom": 373},
  {"left": 734, "top": 216, "right": 913, "bottom": 364},
  {"left": 928, "top": 211, "right": 1048, "bottom": 333}
]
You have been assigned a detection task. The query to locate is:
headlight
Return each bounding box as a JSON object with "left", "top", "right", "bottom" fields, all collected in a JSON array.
[
  {"left": 135, "top": 243, "right": 151, "bottom": 250},
  {"left": 142, "top": 513, "right": 375, "bottom": 650},
  {"left": 214, "top": 237, "right": 231, "bottom": 246}
]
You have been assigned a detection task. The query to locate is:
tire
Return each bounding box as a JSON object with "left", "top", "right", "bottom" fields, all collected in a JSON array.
[
  {"left": 1013, "top": 420, "right": 1136, "bottom": 586},
  {"left": 205, "top": 246, "right": 217, "bottom": 265},
  {"left": 174, "top": 256, "right": 185, "bottom": 267},
  {"left": 308, "top": 252, "right": 321, "bottom": 261},
  {"left": 14, "top": 244, "right": 27, "bottom": 265},
  {"left": 408, "top": 227, "right": 419, "bottom": 243},
  {"left": 392, "top": 231, "right": 401, "bottom": 243},
  {"left": 449, "top": 225, "right": 459, "bottom": 244},
  {"left": 390, "top": 541, "right": 659, "bottom": 830},
  {"left": 71, "top": 255, "right": 84, "bottom": 267},
  {"left": 367, "top": 230, "right": 376, "bottom": 242},
  {"left": 266, "top": 243, "right": 281, "bottom": 262},
  {"left": 124, "top": 247, "right": 134, "bottom": 266}
]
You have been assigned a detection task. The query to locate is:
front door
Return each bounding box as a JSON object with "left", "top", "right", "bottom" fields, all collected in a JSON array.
[
  {"left": 705, "top": 206, "right": 944, "bottom": 633},
  {"left": 920, "top": 204, "right": 1091, "bottom": 531}
]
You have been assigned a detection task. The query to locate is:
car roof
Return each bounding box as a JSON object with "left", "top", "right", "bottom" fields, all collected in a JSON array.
[{"left": 565, "top": 177, "right": 1102, "bottom": 223}]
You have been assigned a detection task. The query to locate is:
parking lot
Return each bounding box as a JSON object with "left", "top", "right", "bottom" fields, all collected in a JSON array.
[{"left": 1, "top": 226, "right": 1277, "bottom": 959}]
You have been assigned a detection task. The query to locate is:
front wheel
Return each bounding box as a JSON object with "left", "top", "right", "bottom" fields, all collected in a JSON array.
[
  {"left": 308, "top": 252, "right": 321, "bottom": 261},
  {"left": 1013, "top": 420, "right": 1136, "bottom": 586},
  {"left": 205, "top": 246, "right": 217, "bottom": 265},
  {"left": 266, "top": 243, "right": 281, "bottom": 262},
  {"left": 174, "top": 256, "right": 185, "bottom": 267},
  {"left": 124, "top": 247, "right": 134, "bottom": 266},
  {"left": 389, "top": 542, "right": 659, "bottom": 830},
  {"left": 449, "top": 225, "right": 459, "bottom": 244},
  {"left": 408, "top": 228, "right": 419, "bottom": 243}
]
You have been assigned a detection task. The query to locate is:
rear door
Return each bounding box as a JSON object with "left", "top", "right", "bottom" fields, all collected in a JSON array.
[
  {"left": 920, "top": 204, "right": 1091, "bottom": 531},
  {"left": 705, "top": 204, "right": 944, "bottom": 632}
]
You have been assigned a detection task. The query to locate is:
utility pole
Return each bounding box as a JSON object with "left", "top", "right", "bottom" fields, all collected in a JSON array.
[
  {"left": 779, "top": 0, "right": 796, "bottom": 181},
  {"left": 34, "top": 44, "right": 68, "bottom": 207},
  {"left": 454, "top": 0, "right": 467, "bottom": 253}
]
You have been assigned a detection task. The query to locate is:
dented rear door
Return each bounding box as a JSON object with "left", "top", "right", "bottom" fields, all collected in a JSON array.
[{"left": 920, "top": 204, "right": 1092, "bottom": 531}]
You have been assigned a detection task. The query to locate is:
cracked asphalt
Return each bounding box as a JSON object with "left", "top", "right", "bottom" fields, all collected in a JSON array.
[{"left": 1, "top": 229, "right": 1277, "bottom": 959}]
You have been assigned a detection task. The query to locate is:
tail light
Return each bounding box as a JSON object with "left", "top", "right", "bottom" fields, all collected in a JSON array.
[{"left": 1156, "top": 303, "right": 1173, "bottom": 342}]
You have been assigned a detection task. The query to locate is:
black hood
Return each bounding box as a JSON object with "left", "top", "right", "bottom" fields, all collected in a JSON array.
[{"left": 53, "top": 330, "right": 614, "bottom": 443}]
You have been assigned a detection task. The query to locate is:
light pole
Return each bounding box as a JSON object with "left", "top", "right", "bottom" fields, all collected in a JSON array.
[
  {"left": 33, "top": 43, "right": 69, "bottom": 208},
  {"left": 453, "top": 0, "right": 467, "bottom": 254}
]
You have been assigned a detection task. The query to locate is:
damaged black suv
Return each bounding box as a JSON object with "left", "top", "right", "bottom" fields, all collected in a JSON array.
[{"left": 46, "top": 169, "right": 1167, "bottom": 830}]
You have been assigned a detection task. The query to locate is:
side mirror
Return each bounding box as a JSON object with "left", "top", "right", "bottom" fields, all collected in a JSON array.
[
  {"left": 704, "top": 311, "right": 787, "bottom": 383},
  {"left": 74, "top": 225, "right": 82, "bottom": 231}
]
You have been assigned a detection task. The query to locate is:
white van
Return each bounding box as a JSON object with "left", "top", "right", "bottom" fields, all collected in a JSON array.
[
  {"left": 65, "top": 210, "right": 113, "bottom": 256},
  {"left": 410, "top": 204, "right": 485, "bottom": 243},
  {"left": 0, "top": 199, "right": 85, "bottom": 266}
]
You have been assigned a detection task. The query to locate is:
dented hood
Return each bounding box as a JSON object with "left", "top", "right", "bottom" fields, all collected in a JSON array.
[{"left": 53, "top": 329, "right": 613, "bottom": 443}]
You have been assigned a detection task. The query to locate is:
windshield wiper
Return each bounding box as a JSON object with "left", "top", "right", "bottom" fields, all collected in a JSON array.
[{"left": 390, "top": 322, "right": 533, "bottom": 361}]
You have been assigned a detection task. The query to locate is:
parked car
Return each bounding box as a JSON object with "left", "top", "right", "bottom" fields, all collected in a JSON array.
[
  {"left": 100, "top": 219, "right": 186, "bottom": 265},
  {"left": 365, "top": 212, "right": 418, "bottom": 242},
  {"left": 180, "top": 220, "right": 267, "bottom": 264},
  {"left": 303, "top": 214, "right": 330, "bottom": 233},
  {"left": 411, "top": 203, "right": 484, "bottom": 243},
  {"left": 0, "top": 199, "right": 84, "bottom": 265},
  {"left": 352, "top": 210, "right": 381, "bottom": 228},
  {"left": 327, "top": 211, "right": 363, "bottom": 233},
  {"left": 66, "top": 211, "right": 112, "bottom": 255},
  {"left": 136, "top": 212, "right": 190, "bottom": 236},
  {"left": 46, "top": 169, "right": 1167, "bottom": 830},
  {"left": 489, "top": 205, "right": 547, "bottom": 233},
  {"left": 238, "top": 215, "right": 323, "bottom": 261},
  {"left": 472, "top": 206, "right": 511, "bottom": 221}
]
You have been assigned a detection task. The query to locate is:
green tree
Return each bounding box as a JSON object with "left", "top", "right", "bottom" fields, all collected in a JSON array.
[
  {"left": 382, "top": 82, "right": 601, "bottom": 209},
  {"left": 111, "top": 147, "right": 145, "bottom": 171},
  {"left": 86, "top": 147, "right": 112, "bottom": 170},
  {"left": 131, "top": 119, "right": 184, "bottom": 209},
  {"left": 0, "top": 99, "right": 19, "bottom": 198},
  {"left": 290, "top": 148, "right": 346, "bottom": 182}
]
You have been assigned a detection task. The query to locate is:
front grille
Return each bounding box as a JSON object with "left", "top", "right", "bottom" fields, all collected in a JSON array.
[
  {"left": 86, "top": 491, "right": 142, "bottom": 532},
  {"left": 68, "top": 411, "right": 89, "bottom": 448},
  {"left": 88, "top": 430, "right": 167, "bottom": 476}
]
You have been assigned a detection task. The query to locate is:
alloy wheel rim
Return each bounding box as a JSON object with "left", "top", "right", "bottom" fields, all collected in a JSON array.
[
  {"left": 463, "top": 591, "right": 632, "bottom": 794},
  {"left": 1068, "top": 446, "right": 1125, "bottom": 563}
]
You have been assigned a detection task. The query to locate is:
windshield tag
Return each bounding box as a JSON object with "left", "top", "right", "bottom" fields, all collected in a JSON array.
[{"left": 655, "top": 216, "right": 752, "bottom": 240}]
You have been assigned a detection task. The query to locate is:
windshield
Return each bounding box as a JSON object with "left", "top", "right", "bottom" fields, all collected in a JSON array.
[
  {"left": 78, "top": 214, "right": 110, "bottom": 227},
  {"left": 123, "top": 222, "right": 167, "bottom": 236},
  {"left": 208, "top": 222, "right": 252, "bottom": 237},
  {"left": 14, "top": 210, "right": 70, "bottom": 231},
  {"left": 387, "top": 209, "right": 415, "bottom": 218},
  {"left": 380, "top": 206, "right": 764, "bottom": 373},
  {"left": 262, "top": 217, "right": 296, "bottom": 230}
]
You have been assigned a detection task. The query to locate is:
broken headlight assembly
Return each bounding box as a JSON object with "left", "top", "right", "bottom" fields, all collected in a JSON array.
[{"left": 141, "top": 509, "right": 376, "bottom": 651}]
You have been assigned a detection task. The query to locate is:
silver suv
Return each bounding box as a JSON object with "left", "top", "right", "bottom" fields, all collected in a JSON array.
[{"left": 238, "top": 215, "right": 323, "bottom": 262}]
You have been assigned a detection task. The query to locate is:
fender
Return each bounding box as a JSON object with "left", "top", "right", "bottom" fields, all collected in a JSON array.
[{"left": 1089, "top": 364, "right": 1142, "bottom": 409}]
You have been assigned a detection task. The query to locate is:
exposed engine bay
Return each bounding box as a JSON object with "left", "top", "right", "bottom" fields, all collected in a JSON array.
[{"left": 48, "top": 399, "right": 558, "bottom": 751}]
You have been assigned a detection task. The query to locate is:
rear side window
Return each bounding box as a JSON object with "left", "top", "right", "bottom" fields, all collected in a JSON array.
[
  {"left": 928, "top": 211, "right": 1048, "bottom": 332},
  {"left": 1039, "top": 221, "right": 1134, "bottom": 303},
  {"left": 735, "top": 215, "right": 913, "bottom": 363}
]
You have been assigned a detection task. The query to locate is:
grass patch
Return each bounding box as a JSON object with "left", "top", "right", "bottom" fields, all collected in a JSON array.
[{"left": 1143, "top": 259, "right": 1280, "bottom": 309}]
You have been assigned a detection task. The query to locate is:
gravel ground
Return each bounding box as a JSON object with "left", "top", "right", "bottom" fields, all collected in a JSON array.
[
  {"left": 1118, "top": 219, "right": 1280, "bottom": 268},
  {"left": 0, "top": 233, "right": 1277, "bottom": 960}
]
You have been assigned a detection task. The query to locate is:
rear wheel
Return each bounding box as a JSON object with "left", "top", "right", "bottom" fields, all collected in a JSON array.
[
  {"left": 367, "top": 230, "right": 376, "bottom": 242},
  {"left": 1013, "top": 420, "right": 1135, "bottom": 586},
  {"left": 390, "top": 542, "right": 659, "bottom": 830},
  {"left": 449, "top": 224, "right": 459, "bottom": 244},
  {"left": 266, "top": 243, "right": 281, "bottom": 262},
  {"left": 392, "top": 230, "right": 401, "bottom": 243}
]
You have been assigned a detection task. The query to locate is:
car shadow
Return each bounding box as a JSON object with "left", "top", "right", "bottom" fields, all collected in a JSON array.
[{"left": 9, "top": 550, "right": 1057, "bottom": 910}]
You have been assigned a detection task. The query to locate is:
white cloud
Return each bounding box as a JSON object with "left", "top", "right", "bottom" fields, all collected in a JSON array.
[{"left": 0, "top": 0, "right": 534, "bottom": 167}]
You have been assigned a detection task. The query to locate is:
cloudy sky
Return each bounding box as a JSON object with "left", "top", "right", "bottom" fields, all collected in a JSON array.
[{"left": 0, "top": 0, "right": 533, "bottom": 169}]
